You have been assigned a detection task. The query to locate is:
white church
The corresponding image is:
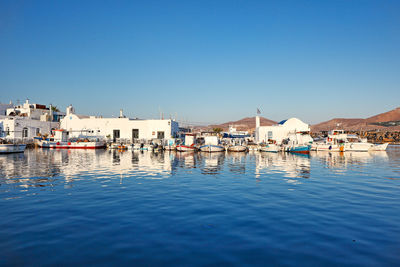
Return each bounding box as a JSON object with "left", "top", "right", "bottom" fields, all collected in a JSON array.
[{"left": 255, "top": 116, "right": 312, "bottom": 145}]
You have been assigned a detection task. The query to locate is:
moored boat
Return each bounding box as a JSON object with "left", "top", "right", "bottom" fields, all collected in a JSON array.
[
  {"left": 370, "top": 143, "right": 389, "bottom": 151},
  {"left": 285, "top": 144, "right": 311, "bottom": 154},
  {"left": 227, "top": 138, "right": 248, "bottom": 152},
  {"left": 176, "top": 134, "right": 197, "bottom": 152},
  {"left": 37, "top": 129, "right": 106, "bottom": 149},
  {"left": 259, "top": 143, "right": 279, "bottom": 153},
  {"left": 227, "top": 145, "right": 247, "bottom": 152},
  {"left": 0, "top": 143, "right": 26, "bottom": 154},
  {"left": 199, "top": 136, "right": 225, "bottom": 152}
]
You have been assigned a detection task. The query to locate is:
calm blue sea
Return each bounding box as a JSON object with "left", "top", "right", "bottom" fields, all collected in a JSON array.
[{"left": 1, "top": 147, "right": 400, "bottom": 266}]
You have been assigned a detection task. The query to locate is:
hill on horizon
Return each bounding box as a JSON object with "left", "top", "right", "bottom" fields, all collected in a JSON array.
[
  {"left": 311, "top": 107, "right": 400, "bottom": 132},
  {"left": 207, "top": 116, "right": 277, "bottom": 132}
]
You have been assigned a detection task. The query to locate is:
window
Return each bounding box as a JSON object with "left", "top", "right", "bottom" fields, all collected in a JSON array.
[
  {"left": 36, "top": 128, "right": 40, "bottom": 136},
  {"left": 23, "top": 127, "right": 28, "bottom": 138},
  {"left": 6, "top": 127, "right": 9, "bottom": 136},
  {"left": 268, "top": 131, "right": 273, "bottom": 139}
]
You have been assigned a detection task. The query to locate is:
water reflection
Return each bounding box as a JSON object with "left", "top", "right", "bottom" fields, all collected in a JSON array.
[
  {"left": 255, "top": 152, "right": 311, "bottom": 179},
  {"left": 0, "top": 148, "right": 395, "bottom": 192},
  {"left": 311, "top": 151, "right": 389, "bottom": 173},
  {"left": 199, "top": 152, "right": 225, "bottom": 175}
]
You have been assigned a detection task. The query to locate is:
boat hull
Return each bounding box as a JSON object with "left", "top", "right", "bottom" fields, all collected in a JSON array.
[
  {"left": 286, "top": 145, "right": 311, "bottom": 154},
  {"left": 370, "top": 143, "right": 389, "bottom": 151},
  {"left": 39, "top": 141, "right": 106, "bottom": 149},
  {"left": 199, "top": 145, "right": 225, "bottom": 152},
  {"left": 227, "top": 145, "right": 247, "bottom": 152},
  {"left": 0, "top": 144, "right": 26, "bottom": 154},
  {"left": 259, "top": 144, "right": 279, "bottom": 153},
  {"left": 176, "top": 145, "right": 197, "bottom": 152},
  {"left": 344, "top": 142, "right": 373, "bottom": 152},
  {"left": 312, "top": 143, "right": 345, "bottom": 152}
]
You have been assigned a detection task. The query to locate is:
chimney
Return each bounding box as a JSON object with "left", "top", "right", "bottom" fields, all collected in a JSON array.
[{"left": 119, "top": 109, "right": 124, "bottom": 118}]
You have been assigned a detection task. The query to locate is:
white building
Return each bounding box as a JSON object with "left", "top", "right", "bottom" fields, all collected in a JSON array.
[
  {"left": 255, "top": 116, "right": 311, "bottom": 144},
  {"left": 0, "top": 117, "right": 59, "bottom": 140},
  {"left": 0, "top": 99, "right": 63, "bottom": 140},
  {"left": 60, "top": 105, "right": 179, "bottom": 142},
  {"left": 6, "top": 99, "right": 65, "bottom": 122}
]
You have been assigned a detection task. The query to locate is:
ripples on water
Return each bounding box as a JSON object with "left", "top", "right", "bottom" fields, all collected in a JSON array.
[{"left": 1, "top": 146, "right": 400, "bottom": 266}]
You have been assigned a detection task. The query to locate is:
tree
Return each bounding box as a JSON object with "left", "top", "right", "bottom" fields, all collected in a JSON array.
[
  {"left": 213, "top": 127, "right": 223, "bottom": 133},
  {"left": 51, "top": 106, "right": 60, "bottom": 112}
]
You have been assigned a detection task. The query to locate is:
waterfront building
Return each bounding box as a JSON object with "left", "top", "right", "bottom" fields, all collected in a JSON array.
[
  {"left": 255, "top": 116, "right": 312, "bottom": 144},
  {"left": 0, "top": 100, "right": 63, "bottom": 140},
  {"left": 60, "top": 105, "right": 179, "bottom": 142}
]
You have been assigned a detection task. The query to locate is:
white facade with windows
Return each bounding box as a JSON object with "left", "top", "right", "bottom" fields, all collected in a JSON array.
[
  {"left": 255, "top": 117, "right": 311, "bottom": 144},
  {"left": 0, "top": 100, "right": 62, "bottom": 140},
  {"left": 0, "top": 117, "right": 59, "bottom": 140},
  {"left": 60, "top": 105, "right": 179, "bottom": 141}
]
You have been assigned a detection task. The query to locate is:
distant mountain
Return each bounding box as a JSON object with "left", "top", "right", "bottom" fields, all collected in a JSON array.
[
  {"left": 365, "top": 107, "right": 400, "bottom": 123},
  {"left": 311, "top": 107, "right": 400, "bottom": 132},
  {"left": 208, "top": 116, "right": 277, "bottom": 132}
]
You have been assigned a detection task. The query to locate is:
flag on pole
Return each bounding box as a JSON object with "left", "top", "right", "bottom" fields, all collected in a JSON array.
[{"left": 257, "top": 108, "right": 261, "bottom": 115}]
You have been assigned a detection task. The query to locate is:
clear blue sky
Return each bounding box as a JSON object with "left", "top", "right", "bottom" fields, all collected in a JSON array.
[{"left": 1, "top": 0, "right": 399, "bottom": 125}]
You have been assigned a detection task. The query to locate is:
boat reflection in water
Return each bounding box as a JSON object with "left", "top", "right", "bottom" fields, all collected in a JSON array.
[
  {"left": 311, "top": 151, "right": 388, "bottom": 173},
  {"left": 254, "top": 151, "right": 311, "bottom": 181},
  {"left": 199, "top": 152, "right": 225, "bottom": 175},
  {"left": 0, "top": 148, "right": 392, "bottom": 192}
]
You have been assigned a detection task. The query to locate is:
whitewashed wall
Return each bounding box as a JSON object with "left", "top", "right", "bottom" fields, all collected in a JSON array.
[
  {"left": 0, "top": 117, "right": 59, "bottom": 139},
  {"left": 61, "top": 114, "right": 179, "bottom": 141},
  {"left": 255, "top": 118, "right": 310, "bottom": 144}
]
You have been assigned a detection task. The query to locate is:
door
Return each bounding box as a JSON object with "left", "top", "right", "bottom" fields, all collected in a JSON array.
[
  {"left": 113, "top": 129, "right": 120, "bottom": 142},
  {"left": 157, "top": 131, "right": 165, "bottom": 139},
  {"left": 132, "top": 129, "right": 139, "bottom": 141}
]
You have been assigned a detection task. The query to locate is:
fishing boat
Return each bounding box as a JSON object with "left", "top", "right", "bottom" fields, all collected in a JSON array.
[
  {"left": 227, "top": 145, "right": 247, "bottom": 152},
  {"left": 285, "top": 144, "right": 311, "bottom": 154},
  {"left": 259, "top": 143, "right": 279, "bottom": 153},
  {"left": 176, "top": 134, "right": 198, "bottom": 152},
  {"left": 0, "top": 140, "right": 26, "bottom": 154},
  {"left": 312, "top": 137, "right": 345, "bottom": 152},
  {"left": 227, "top": 138, "right": 247, "bottom": 152},
  {"left": 199, "top": 136, "right": 225, "bottom": 152},
  {"left": 282, "top": 132, "right": 312, "bottom": 154},
  {"left": 37, "top": 129, "right": 106, "bottom": 149},
  {"left": 326, "top": 130, "right": 381, "bottom": 152}
]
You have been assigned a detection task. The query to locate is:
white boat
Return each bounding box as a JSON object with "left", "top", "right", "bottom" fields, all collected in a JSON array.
[
  {"left": 0, "top": 143, "right": 26, "bottom": 154},
  {"left": 370, "top": 143, "right": 389, "bottom": 151},
  {"left": 312, "top": 138, "right": 345, "bottom": 152},
  {"left": 199, "top": 136, "right": 225, "bottom": 152},
  {"left": 259, "top": 143, "right": 279, "bottom": 153},
  {"left": 227, "top": 138, "right": 248, "bottom": 152},
  {"left": 227, "top": 145, "right": 247, "bottom": 152},
  {"left": 321, "top": 130, "right": 376, "bottom": 152},
  {"left": 37, "top": 129, "right": 106, "bottom": 149}
]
